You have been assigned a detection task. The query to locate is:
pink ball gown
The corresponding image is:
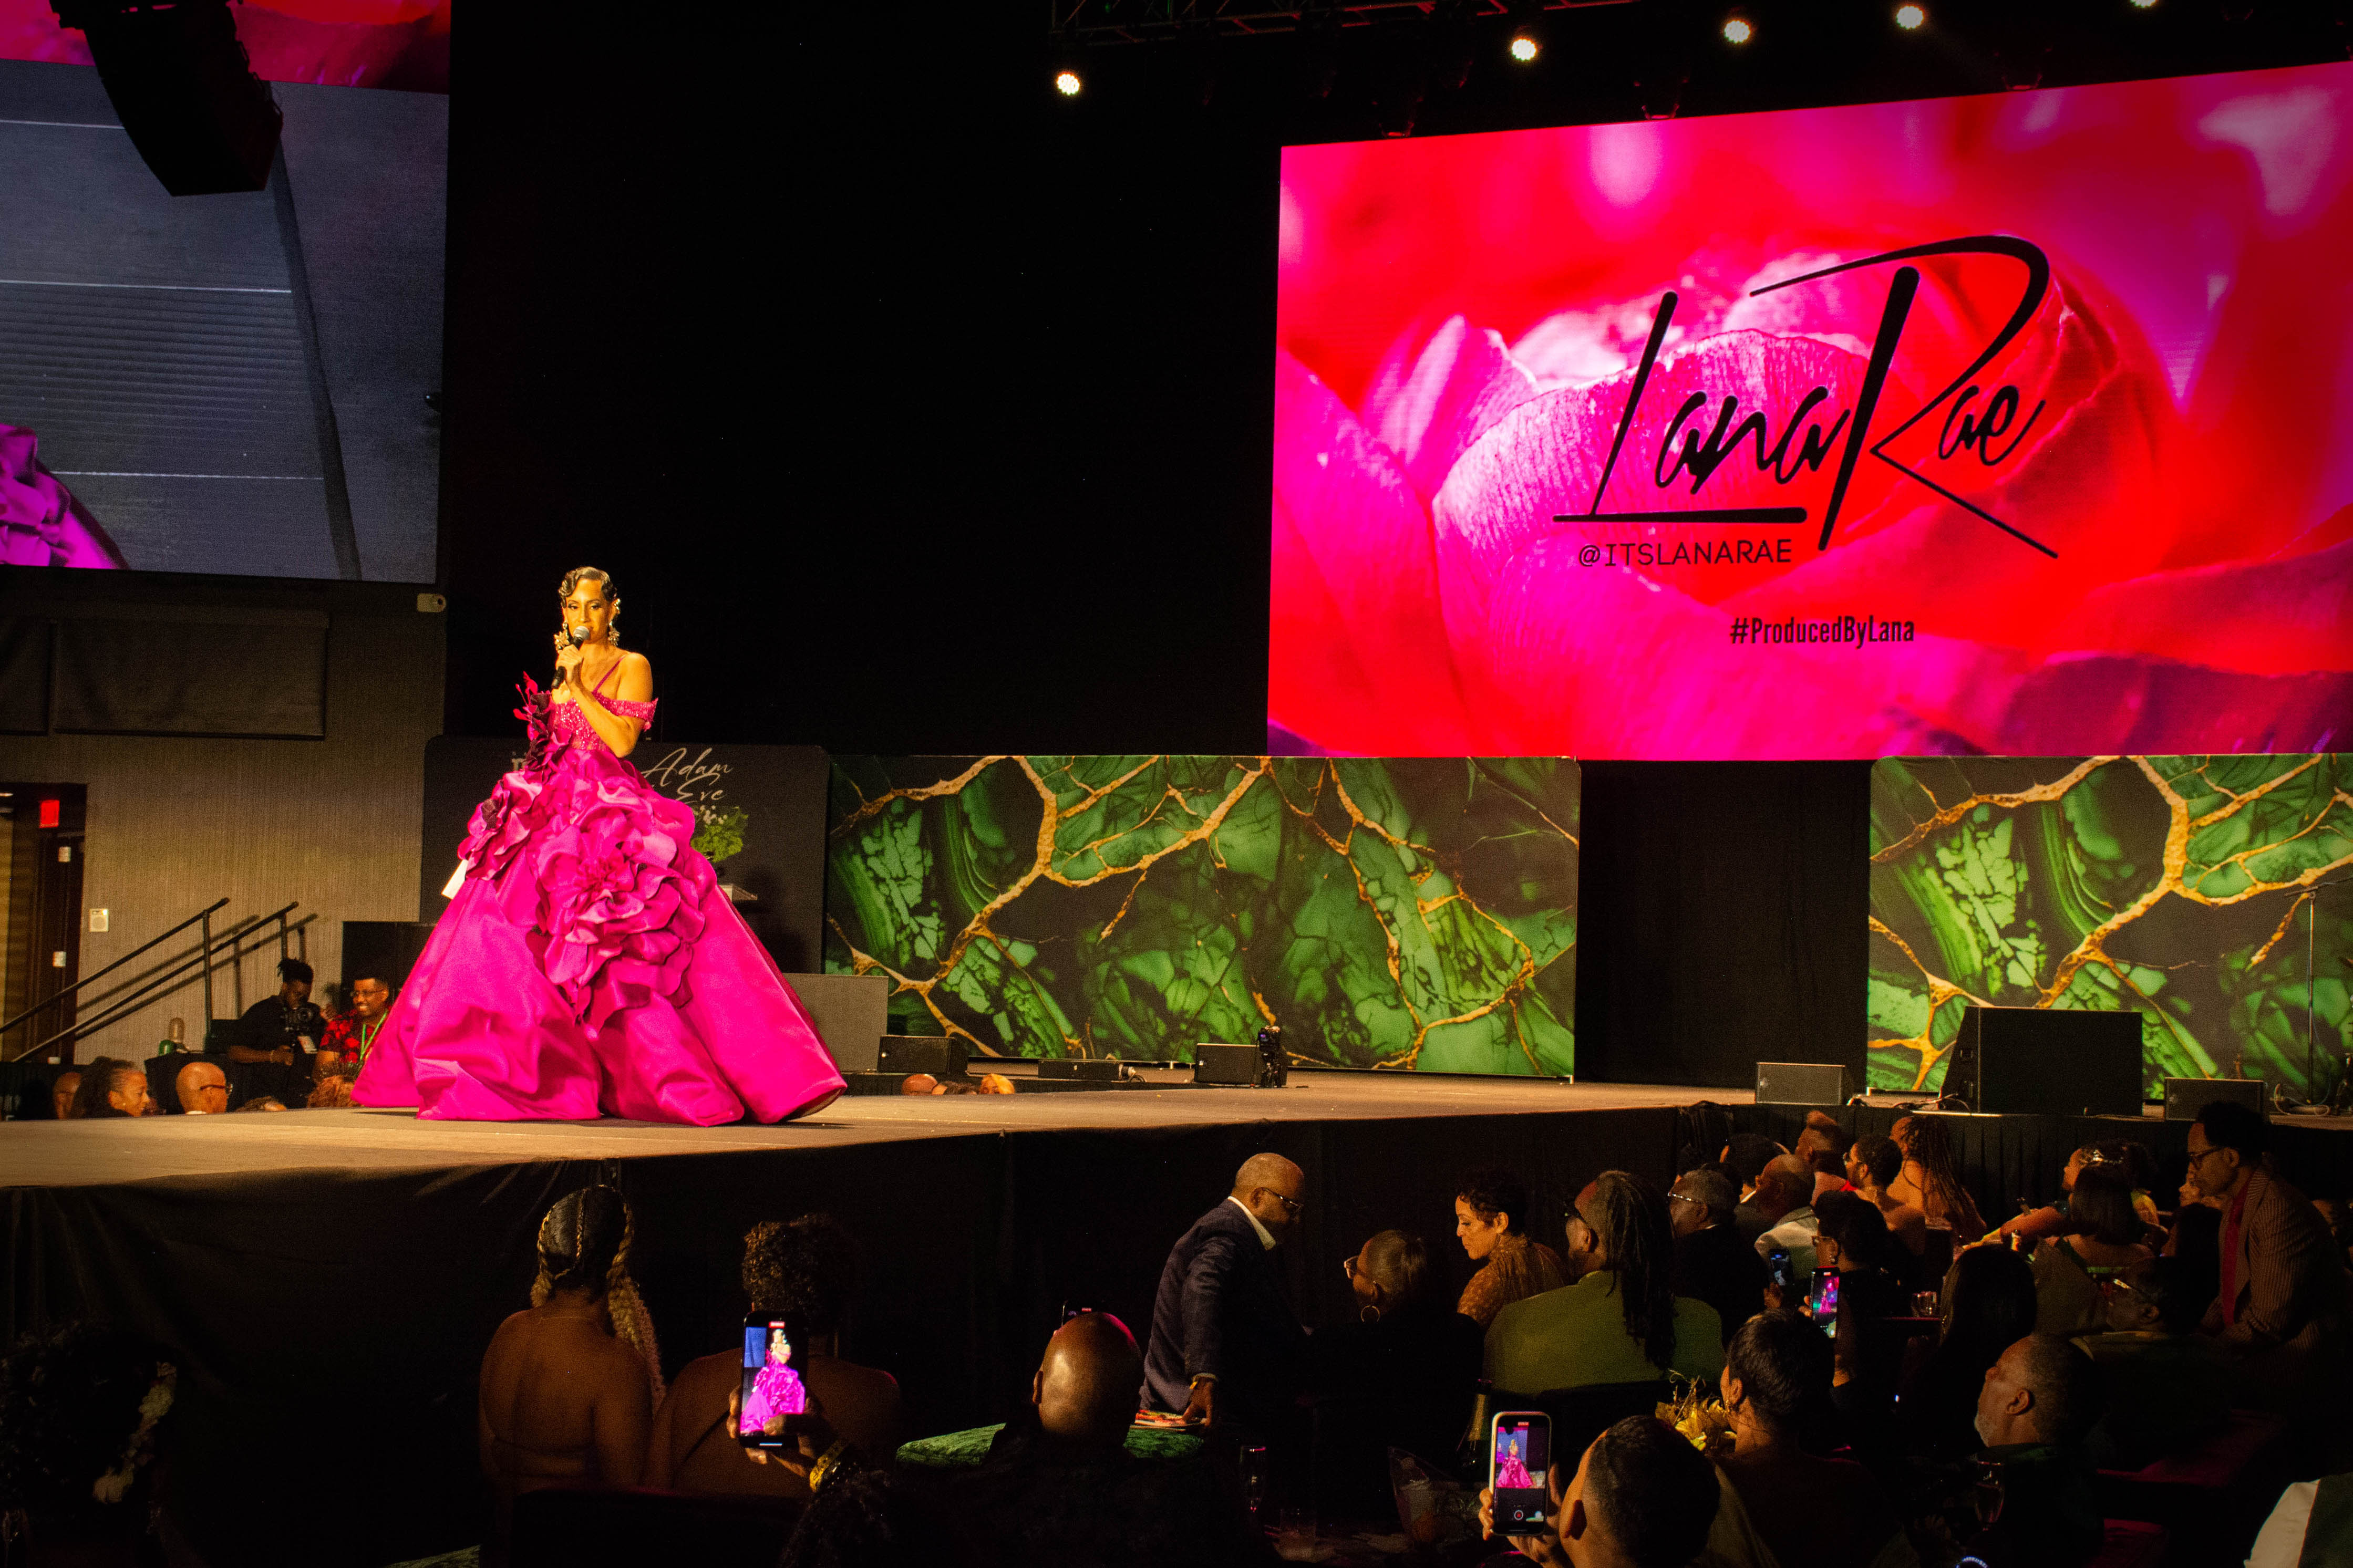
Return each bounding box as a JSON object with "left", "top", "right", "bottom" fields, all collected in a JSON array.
[{"left": 353, "top": 664, "right": 845, "bottom": 1125}]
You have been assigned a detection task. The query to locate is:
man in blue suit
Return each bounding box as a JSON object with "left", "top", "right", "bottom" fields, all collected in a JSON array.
[{"left": 1142, "top": 1152, "right": 1309, "bottom": 1430}]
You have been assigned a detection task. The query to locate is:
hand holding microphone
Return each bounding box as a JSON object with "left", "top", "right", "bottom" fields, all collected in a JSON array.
[{"left": 553, "top": 622, "right": 589, "bottom": 686}]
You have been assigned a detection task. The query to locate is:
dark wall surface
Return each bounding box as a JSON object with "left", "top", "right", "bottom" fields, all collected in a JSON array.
[{"left": 1576, "top": 762, "right": 1870, "bottom": 1087}]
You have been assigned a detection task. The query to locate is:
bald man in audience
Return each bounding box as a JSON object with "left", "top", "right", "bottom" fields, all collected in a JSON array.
[
  {"left": 49, "top": 1070, "right": 81, "bottom": 1121},
  {"left": 176, "top": 1060, "right": 229, "bottom": 1115},
  {"left": 956, "top": 1311, "right": 1276, "bottom": 1566},
  {"left": 1142, "top": 1151, "right": 1309, "bottom": 1432}
]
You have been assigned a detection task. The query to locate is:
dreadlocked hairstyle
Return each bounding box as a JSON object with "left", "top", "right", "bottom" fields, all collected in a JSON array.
[
  {"left": 1579, "top": 1171, "right": 1680, "bottom": 1372},
  {"left": 1897, "top": 1115, "right": 1985, "bottom": 1237},
  {"left": 531, "top": 1185, "right": 664, "bottom": 1404}
]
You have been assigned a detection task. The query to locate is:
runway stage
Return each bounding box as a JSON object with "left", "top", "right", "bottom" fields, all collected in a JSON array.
[{"left": 6, "top": 1070, "right": 2350, "bottom": 1567}]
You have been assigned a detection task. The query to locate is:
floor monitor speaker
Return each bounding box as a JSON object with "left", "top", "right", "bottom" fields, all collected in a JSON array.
[
  {"left": 1756, "top": 1062, "right": 1847, "bottom": 1106},
  {"left": 2163, "top": 1076, "right": 2267, "bottom": 1122},
  {"left": 1193, "top": 1044, "right": 1262, "bottom": 1085},
  {"left": 1945, "top": 1005, "right": 2142, "bottom": 1115}
]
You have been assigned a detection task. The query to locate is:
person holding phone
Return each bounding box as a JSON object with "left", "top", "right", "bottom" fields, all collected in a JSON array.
[
  {"left": 647, "top": 1214, "right": 902, "bottom": 1500},
  {"left": 1477, "top": 1416, "right": 1719, "bottom": 1567}
]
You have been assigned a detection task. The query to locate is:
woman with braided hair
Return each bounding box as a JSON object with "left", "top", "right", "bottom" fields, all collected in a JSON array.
[
  {"left": 479, "top": 1186, "right": 662, "bottom": 1545},
  {"left": 1483, "top": 1170, "right": 1725, "bottom": 1395},
  {"left": 1886, "top": 1114, "right": 1988, "bottom": 1241},
  {"left": 354, "top": 565, "right": 847, "bottom": 1125}
]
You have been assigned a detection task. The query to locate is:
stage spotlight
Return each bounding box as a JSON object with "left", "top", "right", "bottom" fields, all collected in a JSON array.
[
  {"left": 1894, "top": 3, "right": 1927, "bottom": 27},
  {"left": 1054, "top": 68, "right": 1082, "bottom": 96},
  {"left": 1722, "top": 13, "right": 1753, "bottom": 44},
  {"left": 1509, "top": 32, "right": 1539, "bottom": 63}
]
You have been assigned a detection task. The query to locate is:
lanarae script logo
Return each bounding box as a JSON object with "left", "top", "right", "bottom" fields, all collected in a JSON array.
[{"left": 1562, "top": 237, "right": 2060, "bottom": 558}]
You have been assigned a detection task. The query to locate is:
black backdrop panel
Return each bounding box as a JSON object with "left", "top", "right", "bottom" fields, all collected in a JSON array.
[
  {"left": 418, "top": 736, "right": 827, "bottom": 973},
  {"left": 1575, "top": 762, "right": 1870, "bottom": 1088}
]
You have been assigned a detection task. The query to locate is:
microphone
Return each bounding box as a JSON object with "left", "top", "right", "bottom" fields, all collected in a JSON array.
[{"left": 556, "top": 622, "right": 589, "bottom": 684}]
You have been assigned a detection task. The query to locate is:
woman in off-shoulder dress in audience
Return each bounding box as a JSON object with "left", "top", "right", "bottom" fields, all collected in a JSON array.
[{"left": 353, "top": 566, "right": 844, "bottom": 1126}]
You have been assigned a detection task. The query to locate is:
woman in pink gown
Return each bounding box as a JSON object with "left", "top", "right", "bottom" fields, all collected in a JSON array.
[{"left": 354, "top": 567, "right": 845, "bottom": 1125}]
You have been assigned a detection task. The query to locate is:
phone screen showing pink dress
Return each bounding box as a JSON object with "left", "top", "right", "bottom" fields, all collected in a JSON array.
[
  {"left": 1492, "top": 1418, "right": 1550, "bottom": 1528},
  {"left": 738, "top": 1320, "right": 807, "bottom": 1439}
]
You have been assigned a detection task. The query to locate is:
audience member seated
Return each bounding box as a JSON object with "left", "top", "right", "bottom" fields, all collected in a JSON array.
[
  {"left": 48, "top": 1068, "right": 81, "bottom": 1120},
  {"left": 1846, "top": 1134, "right": 1927, "bottom": 1261},
  {"left": 1960, "top": 1336, "right": 2108, "bottom": 1568},
  {"left": 1486, "top": 1171, "right": 1724, "bottom": 1396},
  {"left": 1811, "top": 1192, "right": 1911, "bottom": 1427},
  {"left": 1456, "top": 1165, "right": 1572, "bottom": 1327},
  {"left": 2070, "top": 1255, "right": 2233, "bottom": 1471},
  {"left": 479, "top": 1186, "right": 663, "bottom": 1547},
  {"left": 321, "top": 973, "right": 396, "bottom": 1071},
  {"left": 771, "top": 1312, "right": 1275, "bottom": 1568},
  {"left": 1998, "top": 1143, "right": 2097, "bottom": 1246},
  {"left": 1750, "top": 1156, "right": 1820, "bottom": 1281},
  {"left": 2030, "top": 1165, "right": 2155, "bottom": 1337},
  {"left": 306, "top": 1074, "right": 356, "bottom": 1109},
  {"left": 0, "top": 1322, "right": 185, "bottom": 1568},
  {"left": 1712, "top": 1310, "right": 1914, "bottom": 1568},
  {"left": 1901, "top": 1244, "right": 2038, "bottom": 1462},
  {"left": 1669, "top": 1168, "right": 1768, "bottom": 1349},
  {"left": 648, "top": 1213, "right": 902, "bottom": 1502},
  {"left": 2187, "top": 1099, "right": 2345, "bottom": 1382},
  {"left": 1478, "top": 1414, "right": 1720, "bottom": 1568},
  {"left": 228, "top": 957, "right": 326, "bottom": 1106},
  {"left": 231, "top": 1096, "right": 287, "bottom": 1113},
  {"left": 1724, "top": 1134, "right": 1786, "bottom": 1246},
  {"left": 1797, "top": 1112, "right": 1854, "bottom": 1202},
  {"left": 1311, "top": 1229, "right": 1481, "bottom": 1511},
  {"left": 1887, "top": 1114, "right": 1988, "bottom": 1241},
  {"left": 71, "top": 1058, "right": 150, "bottom": 1119},
  {"left": 174, "top": 1058, "right": 229, "bottom": 1115},
  {"left": 1141, "top": 1151, "right": 1308, "bottom": 1432}
]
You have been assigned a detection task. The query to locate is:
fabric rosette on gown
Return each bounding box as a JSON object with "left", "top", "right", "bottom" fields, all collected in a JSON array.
[{"left": 354, "top": 672, "right": 845, "bottom": 1125}]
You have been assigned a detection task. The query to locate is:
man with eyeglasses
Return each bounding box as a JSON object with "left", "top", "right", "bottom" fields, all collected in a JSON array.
[
  {"left": 2185, "top": 1100, "right": 2342, "bottom": 1379},
  {"left": 1141, "top": 1151, "right": 1310, "bottom": 1435}
]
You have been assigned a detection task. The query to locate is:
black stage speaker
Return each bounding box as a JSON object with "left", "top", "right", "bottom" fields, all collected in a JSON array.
[
  {"left": 340, "top": 921, "right": 437, "bottom": 995},
  {"left": 783, "top": 973, "right": 887, "bottom": 1072},
  {"left": 1757, "top": 1062, "right": 1846, "bottom": 1105},
  {"left": 2164, "top": 1076, "right": 2267, "bottom": 1122},
  {"left": 1039, "top": 1059, "right": 1132, "bottom": 1082},
  {"left": 55, "top": 0, "right": 281, "bottom": 194},
  {"left": 878, "top": 1035, "right": 966, "bottom": 1081},
  {"left": 1193, "top": 1044, "right": 1263, "bottom": 1085},
  {"left": 1945, "top": 1005, "right": 2142, "bottom": 1115}
]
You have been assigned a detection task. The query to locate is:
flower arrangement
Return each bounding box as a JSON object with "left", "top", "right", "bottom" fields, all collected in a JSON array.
[
  {"left": 692, "top": 806, "right": 749, "bottom": 867},
  {"left": 1656, "top": 1373, "right": 1733, "bottom": 1459}
]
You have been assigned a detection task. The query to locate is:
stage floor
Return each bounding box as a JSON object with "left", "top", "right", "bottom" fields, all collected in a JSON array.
[
  {"left": 11, "top": 1069, "right": 2348, "bottom": 1189},
  {"left": 4, "top": 1070, "right": 1719, "bottom": 1187}
]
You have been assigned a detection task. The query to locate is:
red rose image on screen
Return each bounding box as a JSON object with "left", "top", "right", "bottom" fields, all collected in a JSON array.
[{"left": 1271, "top": 71, "right": 2353, "bottom": 758}]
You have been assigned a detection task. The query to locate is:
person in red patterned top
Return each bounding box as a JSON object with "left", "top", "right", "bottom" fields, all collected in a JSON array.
[{"left": 321, "top": 975, "right": 395, "bottom": 1072}]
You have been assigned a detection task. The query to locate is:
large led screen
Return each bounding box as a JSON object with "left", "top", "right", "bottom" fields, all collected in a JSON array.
[
  {"left": 0, "top": 52, "right": 444, "bottom": 581},
  {"left": 1272, "top": 65, "right": 2353, "bottom": 759}
]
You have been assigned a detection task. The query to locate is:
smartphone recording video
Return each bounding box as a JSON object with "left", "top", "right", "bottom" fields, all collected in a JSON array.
[
  {"left": 1807, "top": 1268, "right": 1841, "bottom": 1335},
  {"left": 737, "top": 1313, "right": 807, "bottom": 1448},
  {"left": 1490, "top": 1411, "right": 1551, "bottom": 1531}
]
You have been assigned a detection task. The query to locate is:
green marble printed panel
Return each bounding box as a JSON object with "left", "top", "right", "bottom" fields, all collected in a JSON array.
[
  {"left": 824, "top": 756, "right": 1578, "bottom": 1073},
  {"left": 1868, "top": 755, "right": 2353, "bottom": 1095}
]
